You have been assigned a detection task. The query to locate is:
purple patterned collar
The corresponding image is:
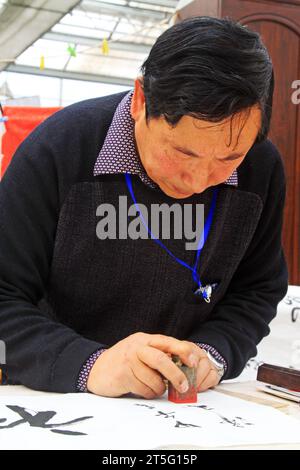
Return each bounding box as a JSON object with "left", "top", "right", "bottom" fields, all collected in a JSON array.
[{"left": 93, "top": 90, "right": 238, "bottom": 190}]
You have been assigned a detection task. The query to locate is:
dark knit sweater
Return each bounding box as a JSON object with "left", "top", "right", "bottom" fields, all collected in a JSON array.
[{"left": 0, "top": 90, "right": 288, "bottom": 393}]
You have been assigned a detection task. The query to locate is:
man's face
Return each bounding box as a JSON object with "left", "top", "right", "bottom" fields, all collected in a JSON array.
[{"left": 131, "top": 78, "right": 262, "bottom": 199}]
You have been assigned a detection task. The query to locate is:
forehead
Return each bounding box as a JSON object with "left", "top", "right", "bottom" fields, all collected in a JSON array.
[{"left": 153, "top": 106, "right": 262, "bottom": 151}]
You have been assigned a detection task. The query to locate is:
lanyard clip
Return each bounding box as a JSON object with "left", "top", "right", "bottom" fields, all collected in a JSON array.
[{"left": 194, "top": 283, "right": 218, "bottom": 303}]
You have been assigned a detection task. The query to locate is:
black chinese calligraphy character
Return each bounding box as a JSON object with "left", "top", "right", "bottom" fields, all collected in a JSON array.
[
  {"left": 134, "top": 404, "right": 201, "bottom": 428},
  {"left": 188, "top": 404, "right": 253, "bottom": 428},
  {"left": 0, "top": 405, "right": 93, "bottom": 436}
]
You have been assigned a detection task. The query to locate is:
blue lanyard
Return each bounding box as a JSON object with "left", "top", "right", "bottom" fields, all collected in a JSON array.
[{"left": 125, "top": 173, "right": 218, "bottom": 302}]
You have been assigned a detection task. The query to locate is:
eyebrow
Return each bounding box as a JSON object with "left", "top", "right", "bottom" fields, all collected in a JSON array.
[{"left": 172, "top": 145, "right": 244, "bottom": 161}]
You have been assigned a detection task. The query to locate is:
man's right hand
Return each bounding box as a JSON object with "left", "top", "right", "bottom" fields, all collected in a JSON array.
[{"left": 86, "top": 332, "right": 200, "bottom": 399}]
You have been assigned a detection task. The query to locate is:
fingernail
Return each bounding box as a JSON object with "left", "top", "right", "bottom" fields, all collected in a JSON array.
[
  {"left": 180, "top": 380, "right": 189, "bottom": 393},
  {"left": 188, "top": 354, "right": 198, "bottom": 368}
]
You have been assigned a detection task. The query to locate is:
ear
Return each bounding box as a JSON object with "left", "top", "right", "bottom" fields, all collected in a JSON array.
[{"left": 130, "top": 76, "right": 145, "bottom": 122}]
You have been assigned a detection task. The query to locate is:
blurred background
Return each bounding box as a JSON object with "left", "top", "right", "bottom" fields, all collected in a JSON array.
[{"left": 0, "top": 0, "right": 299, "bottom": 374}]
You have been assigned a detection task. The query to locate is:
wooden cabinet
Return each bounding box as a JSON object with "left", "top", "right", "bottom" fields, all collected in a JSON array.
[{"left": 176, "top": 0, "right": 300, "bottom": 284}]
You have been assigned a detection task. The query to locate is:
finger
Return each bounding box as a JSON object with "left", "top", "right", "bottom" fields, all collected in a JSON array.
[
  {"left": 198, "top": 369, "right": 220, "bottom": 392},
  {"left": 137, "top": 345, "right": 189, "bottom": 394},
  {"left": 147, "top": 335, "right": 207, "bottom": 368},
  {"left": 131, "top": 361, "right": 166, "bottom": 397},
  {"left": 126, "top": 367, "right": 158, "bottom": 399},
  {"left": 196, "top": 358, "right": 212, "bottom": 390}
]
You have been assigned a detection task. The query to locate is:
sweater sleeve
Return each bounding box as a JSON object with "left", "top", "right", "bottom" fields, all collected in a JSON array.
[
  {"left": 0, "top": 135, "right": 107, "bottom": 393},
  {"left": 186, "top": 151, "right": 288, "bottom": 380}
]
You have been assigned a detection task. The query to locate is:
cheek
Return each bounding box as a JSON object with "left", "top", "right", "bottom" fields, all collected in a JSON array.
[
  {"left": 210, "top": 165, "right": 236, "bottom": 183},
  {"left": 152, "top": 151, "right": 180, "bottom": 178}
]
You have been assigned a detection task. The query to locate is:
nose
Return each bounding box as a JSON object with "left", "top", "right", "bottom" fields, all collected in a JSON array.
[{"left": 181, "top": 172, "right": 208, "bottom": 194}]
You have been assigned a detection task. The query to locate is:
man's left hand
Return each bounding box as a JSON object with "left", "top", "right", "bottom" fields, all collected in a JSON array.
[{"left": 183, "top": 342, "right": 222, "bottom": 392}]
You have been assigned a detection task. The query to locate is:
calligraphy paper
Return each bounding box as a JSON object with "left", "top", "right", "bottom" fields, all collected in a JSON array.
[{"left": 0, "top": 390, "right": 300, "bottom": 449}]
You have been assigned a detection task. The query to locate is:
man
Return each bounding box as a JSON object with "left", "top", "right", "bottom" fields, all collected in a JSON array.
[{"left": 0, "top": 17, "right": 288, "bottom": 398}]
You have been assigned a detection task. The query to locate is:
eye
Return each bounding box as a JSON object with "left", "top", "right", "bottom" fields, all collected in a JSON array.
[
  {"left": 218, "top": 156, "right": 243, "bottom": 164},
  {"left": 173, "top": 150, "right": 194, "bottom": 159}
]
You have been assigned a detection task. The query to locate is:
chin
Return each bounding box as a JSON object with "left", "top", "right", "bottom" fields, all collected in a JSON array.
[
  {"left": 161, "top": 185, "right": 193, "bottom": 199},
  {"left": 171, "top": 192, "right": 193, "bottom": 199}
]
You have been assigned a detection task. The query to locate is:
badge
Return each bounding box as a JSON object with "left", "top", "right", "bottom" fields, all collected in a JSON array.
[{"left": 194, "top": 283, "right": 219, "bottom": 303}]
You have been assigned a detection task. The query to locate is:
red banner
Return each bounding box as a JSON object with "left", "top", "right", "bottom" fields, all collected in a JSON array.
[{"left": 1, "top": 106, "right": 62, "bottom": 178}]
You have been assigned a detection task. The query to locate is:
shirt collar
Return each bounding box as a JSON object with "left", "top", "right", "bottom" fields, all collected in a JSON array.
[{"left": 93, "top": 90, "right": 238, "bottom": 189}]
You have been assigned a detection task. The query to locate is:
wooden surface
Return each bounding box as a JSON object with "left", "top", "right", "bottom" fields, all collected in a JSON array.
[{"left": 257, "top": 363, "right": 300, "bottom": 390}]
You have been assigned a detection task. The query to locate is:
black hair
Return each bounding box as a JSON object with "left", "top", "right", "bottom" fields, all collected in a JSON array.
[{"left": 140, "top": 16, "right": 274, "bottom": 145}]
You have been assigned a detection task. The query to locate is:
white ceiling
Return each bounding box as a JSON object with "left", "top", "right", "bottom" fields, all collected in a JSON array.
[{"left": 0, "top": 0, "right": 180, "bottom": 86}]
